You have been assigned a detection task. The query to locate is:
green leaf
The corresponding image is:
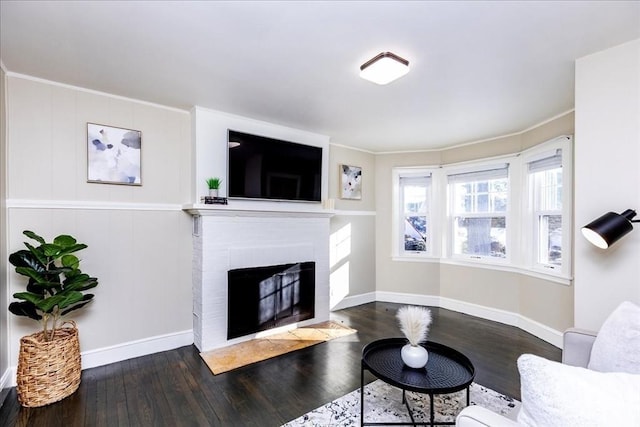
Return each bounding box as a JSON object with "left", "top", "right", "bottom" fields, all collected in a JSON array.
[
  {"left": 8, "top": 301, "right": 42, "bottom": 321},
  {"left": 26, "top": 282, "right": 47, "bottom": 295},
  {"left": 15, "top": 266, "right": 46, "bottom": 283},
  {"left": 42, "top": 243, "right": 62, "bottom": 257},
  {"left": 24, "top": 280, "right": 62, "bottom": 291},
  {"left": 24, "top": 242, "right": 47, "bottom": 266},
  {"left": 37, "top": 291, "right": 84, "bottom": 312},
  {"left": 60, "top": 294, "right": 95, "bottom": 316},
  {"left": 53, "top": 234, "right": 77, "bottom": 248},
  {"left": 57, "top": 244, "right": 88, "bottom": 258},
  {"left": 61, "top": 254, "right": 80, "bottom": 269},
  {"left": 9, "top": 250, "right": 45, "bottom": 272},
  {"left": 12, "top": 292, "right": 44, "bottom": 305},
  {"left": 64, "top": 276, "right": 98, "bottom": 291},
  {"left": 23, "top": 230, "right": 45, "bottom": 245}
]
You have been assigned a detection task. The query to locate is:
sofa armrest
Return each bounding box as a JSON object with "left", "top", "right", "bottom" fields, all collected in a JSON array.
[
  {"left": 456, "top": 406, "right": 520, "bottom": 427},
  {"left": 562, "top": 327, "right": 597, "bottom": 368}
]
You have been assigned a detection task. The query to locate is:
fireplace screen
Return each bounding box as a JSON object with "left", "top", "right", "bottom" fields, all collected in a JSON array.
[{"left": 227, "top": 262, "right": 315, "bottom": 340}]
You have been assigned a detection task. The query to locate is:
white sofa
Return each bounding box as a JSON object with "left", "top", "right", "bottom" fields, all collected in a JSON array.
[
  {"left": 455, "top": 328, "right": 596, "bottom": 427},
  {"left": 456, "top": 301, "right": 640, "bottom": 427}
]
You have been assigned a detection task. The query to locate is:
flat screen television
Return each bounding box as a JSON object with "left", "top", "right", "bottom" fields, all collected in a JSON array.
[{"left": 227, "top": 130, "right": 322, "bottom": 202}]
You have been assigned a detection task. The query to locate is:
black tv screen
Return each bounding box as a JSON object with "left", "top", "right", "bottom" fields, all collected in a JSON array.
[{"left": 228, "top": 130, "right": 322, "bottom": 202}]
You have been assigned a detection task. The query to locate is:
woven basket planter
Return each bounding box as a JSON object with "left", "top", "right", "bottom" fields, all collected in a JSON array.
[{"left": 16, "top": 322, "right": 81, "bottom": 407}]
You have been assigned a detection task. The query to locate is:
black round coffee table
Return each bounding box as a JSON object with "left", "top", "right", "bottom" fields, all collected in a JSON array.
[{"left": 361, "top": 338, "right": 475, "bottom": 426}]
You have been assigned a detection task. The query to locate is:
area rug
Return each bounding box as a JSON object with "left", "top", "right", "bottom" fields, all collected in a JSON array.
[
  {"left": 200, "top": 321, "right": 357, "bottom": 375},
  {"left": 282, "top": 379, "right": 520, "bottom": 426}
]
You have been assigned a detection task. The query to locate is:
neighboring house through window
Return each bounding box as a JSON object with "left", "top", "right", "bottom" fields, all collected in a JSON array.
[
  {"left": 393, "top": 169, "right": 434, "bottom": 258},
  {"left": 447, "top": 164, "right": 509, "bottom": 261}
]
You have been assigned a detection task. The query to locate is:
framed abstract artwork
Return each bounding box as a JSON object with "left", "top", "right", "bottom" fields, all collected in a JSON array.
[
  {"left": 87, "top": 123, "right": 142, "bottom": 185},
  {"left": 340, "top": 164, "right": 362, "bottom": 200}
]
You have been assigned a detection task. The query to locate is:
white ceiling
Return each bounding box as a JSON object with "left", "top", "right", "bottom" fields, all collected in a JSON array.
[{"left": 1, "top": 1, "right": 639, "bottom": 152}]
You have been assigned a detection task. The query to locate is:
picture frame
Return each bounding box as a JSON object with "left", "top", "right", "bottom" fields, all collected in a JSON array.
[
  {"left": 87, "top": 123, "right": 142, "bottom": 185},
  {"left": 340, "top": 164, "right": 362, "bottom": 200}
]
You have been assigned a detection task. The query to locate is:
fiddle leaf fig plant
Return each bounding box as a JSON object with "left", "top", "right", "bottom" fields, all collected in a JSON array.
[{"left": 8, "top": 230, "right": 98, "bottom": 341}]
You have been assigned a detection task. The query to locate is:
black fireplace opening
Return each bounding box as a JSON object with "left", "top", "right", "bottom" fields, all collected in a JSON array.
[{"left": 227, "top": 261, "right": 315, "bottom": 340}]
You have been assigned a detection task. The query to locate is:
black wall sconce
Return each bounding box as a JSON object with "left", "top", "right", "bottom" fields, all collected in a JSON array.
[{"left": 581, "top": 209, "right": 639, "bottom": 249}]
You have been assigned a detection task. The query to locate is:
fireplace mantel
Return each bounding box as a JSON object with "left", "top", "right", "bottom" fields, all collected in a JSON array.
[
  {"left": 189, "top": 202, "right": 332, "bottom": 352},
  {"left": 183, "top": 203, "right": 334, "bottom": 218}
]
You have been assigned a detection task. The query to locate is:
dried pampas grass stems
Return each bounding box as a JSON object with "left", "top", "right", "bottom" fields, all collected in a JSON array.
[{"left": 396, "top": 305, "right": 432, "bottom": 346}]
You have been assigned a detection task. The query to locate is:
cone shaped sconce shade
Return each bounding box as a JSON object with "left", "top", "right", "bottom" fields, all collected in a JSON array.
[
  {"left": 581, "top": 209, "right": 638, "bottom": 249},
  {"left": 360, "top": 52, "right": 410, "bottom": 85}
]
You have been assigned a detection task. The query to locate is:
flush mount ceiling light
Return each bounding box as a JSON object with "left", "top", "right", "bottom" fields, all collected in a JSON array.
[
  {"left": 581, "top": 209, "right": 639, "bottom": 249},
  {"left": 359, "top": 52, "right": 410, "bottom": 85}
]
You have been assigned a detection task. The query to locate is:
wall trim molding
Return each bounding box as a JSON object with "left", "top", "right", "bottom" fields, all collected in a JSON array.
[
  {"left": 332, "top": 210, "right": 376, "bottom": 217},
  {"left": 5, "top": 329, "right": 193, "bottom": 387},
  {"left": 332, "top": 291, "right": 563, "bottom": 348},
  {"left": 6, "top": 72, "right": 190, "bottom": 114},
  {"left": 0, "top": 367, "right": 11, "bottom": 393},
  {"left": 6, "top": 199, "right": 183, "bottom": 211},
  {"left": 375, "top": 109, "right": 575, "bottom": 155}
]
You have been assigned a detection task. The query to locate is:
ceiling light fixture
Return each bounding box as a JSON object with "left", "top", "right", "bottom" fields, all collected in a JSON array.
[{"left": 359, "top": 52, "right": 410, "bottom": 85}]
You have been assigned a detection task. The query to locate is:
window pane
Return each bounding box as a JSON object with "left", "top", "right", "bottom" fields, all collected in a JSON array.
[
  {"left": 404, "top": 185, "right": 427, "bottom": 213},
  {"left": 404, "top": 216, "right": 427, "bottom": 252},
  {"left": 453, "top": 216, "right": 506, "bottom": 258},
  {"left": 398, "top": 172, "right": 431, "bottom": 255},
  {"left": 453, "top": 178, "right": 508, "bottom": 214},
  {"left": 539, "top": 215, "right": 562, "bottom": 265},
  {"left": 533, "top": 168, "right": 562, "bottom": 211}
]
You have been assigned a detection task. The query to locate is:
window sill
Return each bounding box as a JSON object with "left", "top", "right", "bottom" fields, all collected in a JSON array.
[
  {"left": 392, "top": 254, "right": 440, "bottom": 263},
  {"left": 391, "top": 256, "right": 572, "bottom": 286}
]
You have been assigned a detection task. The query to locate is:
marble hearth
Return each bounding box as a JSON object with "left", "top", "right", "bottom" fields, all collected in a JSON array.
[{"left": 185, "top": 205, "right": 332, "bottom": 352}]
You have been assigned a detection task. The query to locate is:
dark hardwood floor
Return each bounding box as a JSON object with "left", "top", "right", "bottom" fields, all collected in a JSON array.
[{"left": 0, "top": 302, "right": 561, "bottom": 426}]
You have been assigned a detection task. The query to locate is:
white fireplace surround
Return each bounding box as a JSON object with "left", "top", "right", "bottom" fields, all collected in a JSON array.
[{"left": 188, "top": 206, "right": 331, "bottom": 351}]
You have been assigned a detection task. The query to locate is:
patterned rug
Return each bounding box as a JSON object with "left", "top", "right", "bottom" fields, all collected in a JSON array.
[{"left": 282, "top": 379, "right": 520, "bottom": 426}]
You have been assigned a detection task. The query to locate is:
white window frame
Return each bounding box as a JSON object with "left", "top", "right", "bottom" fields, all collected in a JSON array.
[
  {"left": 392, "top": 167, "right": 438, "bottom": 260},
  {"left": 446, "top": 161, "right": 512, "bottom": 264},
  {"left": 521, "top": 135, "right": 573, "bottom": 279}
]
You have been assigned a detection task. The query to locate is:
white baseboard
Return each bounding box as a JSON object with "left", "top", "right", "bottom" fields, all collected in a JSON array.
[
  {"left": 5, "top": 329, "right": 194, "bottom": 387},
  {"left": 330, "top": 292, "right": 376, "bottom": 311},
  {"left": 0, "top": 367, "right": 10, "bottom": 392},
  {"left": 343, "top": 291, "right": 563, "bottom": 348}
]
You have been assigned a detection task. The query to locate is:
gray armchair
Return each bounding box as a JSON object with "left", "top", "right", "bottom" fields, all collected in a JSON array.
[{"left": 455, "top": 328, "right": 597, "bottom": 427}]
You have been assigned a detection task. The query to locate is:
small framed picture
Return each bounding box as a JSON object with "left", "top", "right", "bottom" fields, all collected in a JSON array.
[
  {"left": 340, "top": 164, "right": 362, "bottom": 200},
  {"left": 87, "top": 123, "right": 142, "bottom": 185}
]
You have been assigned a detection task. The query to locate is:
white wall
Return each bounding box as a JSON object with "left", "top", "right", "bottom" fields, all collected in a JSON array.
[
  {"left": 328, "top": 144, "right": 377, "bottom": 309},
  {"left": 0, "top": 67, "right": 10, "bottom": 400},
  {"left": 4, "top": 75, "right": 194, "bottom": 383},
  {"left": 574, "top": 39, "right": 640, "bottom": 330},
  {"left": 191, "top": 106, "right": 330, "bottom": 206}
]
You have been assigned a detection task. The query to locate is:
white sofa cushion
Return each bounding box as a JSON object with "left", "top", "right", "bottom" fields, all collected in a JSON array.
[
  {"left": 517, "top": 353, "right": 640, "bottom": 427},
  {"left": 588, "top": 301, "right": 640, "bottom": 374}
]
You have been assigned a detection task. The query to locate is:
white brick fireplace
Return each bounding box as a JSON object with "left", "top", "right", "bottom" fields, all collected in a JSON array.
[{"left": 186, "top": 205, "right": 332, "bottom": 352}]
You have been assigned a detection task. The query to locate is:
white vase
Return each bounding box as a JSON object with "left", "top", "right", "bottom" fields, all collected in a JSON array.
[
  {"left": 209, "top": 189, "right": 219, "bottom": 197},
  {"left": 401, "top": 344, "right": 429, "bottom": 368}
]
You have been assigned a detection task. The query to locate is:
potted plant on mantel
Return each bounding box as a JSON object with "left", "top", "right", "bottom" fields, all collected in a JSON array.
[
  {"left": 206, "top": 177, "right": 222, "bottom": 197},
  {"left": 8, "top": 230, "right": 99, "bottom": 407}
]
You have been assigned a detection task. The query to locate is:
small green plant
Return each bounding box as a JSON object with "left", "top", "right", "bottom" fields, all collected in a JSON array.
[
  {"left": 206, "top": 177, "right": 222, "bottom": 190},
  {"left": 8, "top": 230, "right": 98, "bottom": 341}
]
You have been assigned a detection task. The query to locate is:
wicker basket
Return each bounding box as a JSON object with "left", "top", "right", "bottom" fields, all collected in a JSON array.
[{"left": 16, "top": 321, "right": 82, "bottom": 407}]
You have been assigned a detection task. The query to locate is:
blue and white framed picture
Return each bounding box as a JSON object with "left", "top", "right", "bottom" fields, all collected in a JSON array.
[{"left": 87, "top": 123, "right": 142, "bottom": 185}]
